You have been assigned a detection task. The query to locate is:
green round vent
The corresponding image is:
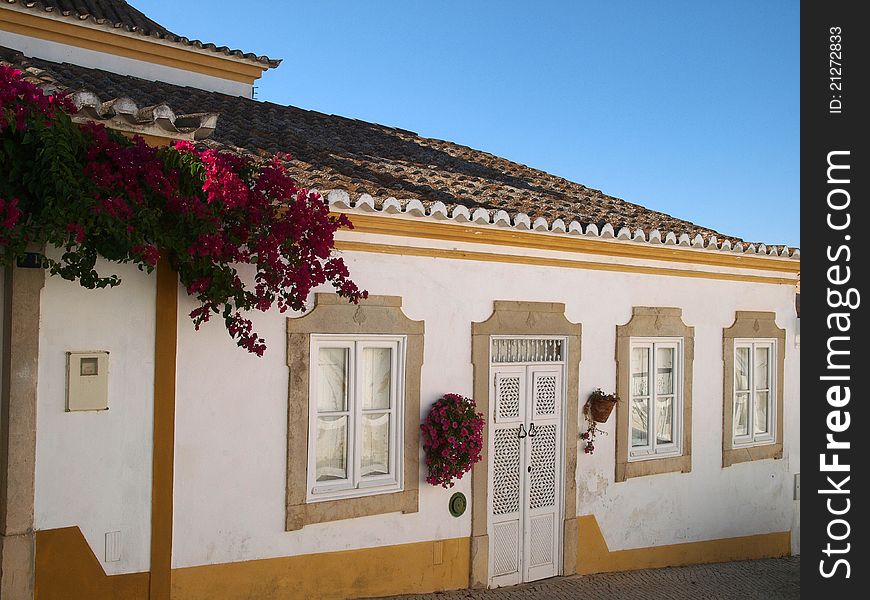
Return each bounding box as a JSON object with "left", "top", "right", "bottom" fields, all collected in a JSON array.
[{"left": 448, "top": 492, "right": 467, "bottom": 517}]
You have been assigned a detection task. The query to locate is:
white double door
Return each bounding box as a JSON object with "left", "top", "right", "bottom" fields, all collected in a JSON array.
[{"left": 488, "top": 364, "right": 563, "bottom": 587}]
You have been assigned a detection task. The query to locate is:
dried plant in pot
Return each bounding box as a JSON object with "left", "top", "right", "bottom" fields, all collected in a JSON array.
[
  {"left": 587, "top": 388, "right": 619, "bottom": 423},
  {"left": 581, "top": 388, "right": 619, "bottom": 454}
]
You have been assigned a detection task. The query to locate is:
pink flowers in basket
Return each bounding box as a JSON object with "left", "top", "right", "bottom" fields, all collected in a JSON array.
[{"left": 421, "top": 394, "right": 485, "bottom": 488}]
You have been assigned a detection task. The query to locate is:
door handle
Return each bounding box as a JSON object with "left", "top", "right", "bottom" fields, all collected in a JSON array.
[
  {"left": 528, "top": 422, "right": 537, "bottom": 437},
  {"left": 518, "top": 423, "right": 527, "bottom": 439}
]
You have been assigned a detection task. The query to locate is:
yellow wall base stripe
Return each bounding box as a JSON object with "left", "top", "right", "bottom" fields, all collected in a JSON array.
[
  {"left": 35, "top": 521, "right": 793, "bottom": 598},
  {"left": 36, "top": 526, "right": 469, "bottom": 600},
  {"left": 171, "top": 537, "right": 470, "bottom": 600},
  {"left": 35, "top": 527, "right": 149, "bottom": 600},
  {"left": 576, "top": 514, "right": 791, "bottom": 575}
]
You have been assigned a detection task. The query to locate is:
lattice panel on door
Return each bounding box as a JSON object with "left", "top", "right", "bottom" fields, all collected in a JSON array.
[
  {"left": 529, "top": 424, "right": 557, "bottom": 510},
  {"left": 528, "top": 514, "right": 555, "bottom": 567},
  {"left": 491, "top": 521, "right": 520, "bottom": 577},
  {"left": 496, "top": 376, "right": 521, "bottom": 420},
  {"left": 492, "top": 427, "right": 521, "bottom": 516},
  {"left": 492, "top": 338, "right": 564, "bottom": 363},
  {"left": 533, "top": 375, "right": 557, "bottom": 416}
]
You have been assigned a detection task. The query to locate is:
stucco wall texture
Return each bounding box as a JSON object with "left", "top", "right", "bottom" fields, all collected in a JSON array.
[
  {"left": 33, "top": 244, "right": 799, "bottom": 574},
  {"left": 34, "top": 253, "right": 156, "bottom": 575}
]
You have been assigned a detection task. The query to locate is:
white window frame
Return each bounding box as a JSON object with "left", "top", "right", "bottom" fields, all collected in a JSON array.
[
  {"left": 628, "top": 337, "right": 683, "bottom": 461},
  {"left": 306, "top": 334, "right": 406, "bottom": 502},
  {"left": 731, "top": 338, "right": 776, "bottom": 448}
]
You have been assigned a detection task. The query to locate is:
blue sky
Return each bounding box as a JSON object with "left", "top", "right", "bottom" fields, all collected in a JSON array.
[{"left": 136, "top": 1, "right": 799, "bottom": 247}]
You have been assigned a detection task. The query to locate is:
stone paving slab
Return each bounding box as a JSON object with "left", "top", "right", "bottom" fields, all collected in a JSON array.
[{"left": 377, "top": 557, "right": 800, "bottom": 600}]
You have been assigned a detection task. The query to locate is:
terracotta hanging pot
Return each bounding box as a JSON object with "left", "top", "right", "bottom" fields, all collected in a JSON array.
[{"left": 586, "top": 390, "right": 618, "bottom": 423}]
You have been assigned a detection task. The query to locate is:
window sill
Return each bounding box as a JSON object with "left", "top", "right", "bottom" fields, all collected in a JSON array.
[
  {"left": 616, "top": 453, "right": 691, "bottom": 482},
  {"left": 287, "top": 488, "right": 418, "bottom": 531},
  {"left": 723, "top": 442, "right": 783, "bottom": 468},
  {"left": 307, "top": 482, "right": 402, "bottom": 504},
  {"left": 627, "top": 449, "right": 682, "bottom": 462},
  {"left": 731, "top": 437, "right": 775, "bottom": 450}
]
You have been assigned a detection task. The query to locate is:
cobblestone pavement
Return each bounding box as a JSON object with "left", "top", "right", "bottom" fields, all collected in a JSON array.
[{"left": 377, "top": 557, "right": 800, "bottom": 600}]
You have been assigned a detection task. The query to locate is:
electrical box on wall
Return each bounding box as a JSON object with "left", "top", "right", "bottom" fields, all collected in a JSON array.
[{"left": 66, "top": 351, "right": 109, "bottom": 411}]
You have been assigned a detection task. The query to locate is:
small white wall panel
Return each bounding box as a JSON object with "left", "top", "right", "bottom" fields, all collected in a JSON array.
[{"left": 66, "top": 351, "right": 109, "bottom": 411}]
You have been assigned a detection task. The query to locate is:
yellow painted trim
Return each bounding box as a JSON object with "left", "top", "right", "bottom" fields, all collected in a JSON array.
[
  {"left": 123, "top": 133, "right": 176, "bottom": 147},
  {"left": 576, "top": 515, "right": 791, "bottom": 575},
  {"left": 334, "top": 240, "right": 797, "bottom": 285},
  {"left": 0, "top": 7, "right": 265, "bottom": 84},
  {"left": 35, "top": 527, "right": 149, "bottom": 600},
  {"left": 150, "top": 257, "right": 178, "bottom": 600},
  {"left": 341, "top": 213, "right": 800, "bottom": 274},
  {"left": 171, "top": 537, "right": 470, "bottom": 600}
]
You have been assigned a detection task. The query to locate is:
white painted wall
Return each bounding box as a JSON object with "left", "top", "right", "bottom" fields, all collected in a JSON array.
[
  {"left": 172, "top": 258, "right": 475, "bottom": 568},
  {"left": 577, "top": 302, "right": 801, "bottom": 551},
  {"left": 171, "top": 246, "right": 800, "bottom": 568},
  {"left": 790, "top": 329, "right": 800, "bottom": 555},
  {"left": 0, "top": 29, "right": 253, "bottom": 97},
  {"left": 34, "top": 253, "right": 155, "bottom": 575}
]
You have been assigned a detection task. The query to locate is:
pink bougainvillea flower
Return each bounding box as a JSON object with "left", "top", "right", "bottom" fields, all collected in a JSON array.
[
  {"left": 65, "top": 222, "right": 86, "bottom": 244},
  {"left": 1, "top": 66, "right": 366, "bottom": 355}
]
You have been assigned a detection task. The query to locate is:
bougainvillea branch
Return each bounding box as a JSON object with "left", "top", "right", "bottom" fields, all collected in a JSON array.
[
  {"left": 421, "top": 394, "right": 484, "bottom": 488},
  {"left": 0, "top": 65, "right": 366, "bottom": 355}
]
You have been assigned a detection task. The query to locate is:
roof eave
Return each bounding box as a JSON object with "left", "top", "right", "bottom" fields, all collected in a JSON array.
[{"left": 0, "top": 2, "right": 281, "bottom": 71}]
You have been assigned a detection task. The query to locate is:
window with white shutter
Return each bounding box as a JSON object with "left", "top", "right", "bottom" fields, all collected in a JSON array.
[{"left": 307, "top": 335, "right": 404, "bottom": 501}]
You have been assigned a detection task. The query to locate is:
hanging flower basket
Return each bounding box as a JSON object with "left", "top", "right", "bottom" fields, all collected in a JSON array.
[
  {"left": 580, "top": 388, "right": 619, "bottom": 454},
  {"left": 586, "top": 388, "right": 618, "bottom": 423},
  {"left": 420, "top": 394, "right": 485, "bottom": 488}
]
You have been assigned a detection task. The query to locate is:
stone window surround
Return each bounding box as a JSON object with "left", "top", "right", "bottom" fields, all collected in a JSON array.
[
  {"left": 615, "top": 307, "right": 694, "bottom": 483},
  {"left": 470, "top": 301, "right": 581, "bottom": 588},
  {"left": 722, "top": 311, "right": 785, "bottom": 468},
  {"left": 285, "top": 294, "right": 423, "bottom": 531}
]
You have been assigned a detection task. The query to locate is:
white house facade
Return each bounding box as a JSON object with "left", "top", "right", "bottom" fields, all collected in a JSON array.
[{"left": 1, "top": 3, "right": 800, "bottom": 599}]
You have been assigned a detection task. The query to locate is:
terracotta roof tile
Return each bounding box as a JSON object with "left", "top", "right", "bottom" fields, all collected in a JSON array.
[
  {"left": 18, "top": 0, "right": 169, "bottom": 32},
  {"left": 1, "top": 46, "right": 795, "bottom": 250},
  {"left": 3, "top": 0, "right": 280, "bottom": 67}
]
